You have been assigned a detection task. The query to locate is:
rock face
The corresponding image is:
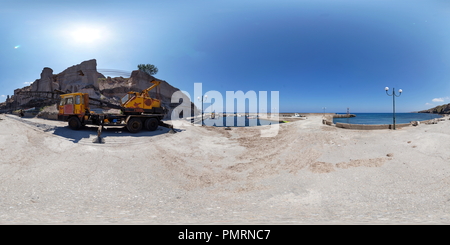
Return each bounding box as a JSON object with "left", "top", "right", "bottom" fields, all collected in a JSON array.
[
  {"left": 31, "top": 67, "right": 55, "bottom": 92},
  {"left": 1, "top": 59, "right": 196, "bottom": 119},
  {"left": 29, "top": 59, "right": 104, "bottom": 94},
  {"left": 56, "top": 59, "right": 104, "bottom": 93},
  {"left": 418, "top": 103, "right": 450, "bottom": 114},
  {"left": 98, "top": 76, "right": 130, "bottom": 98}
]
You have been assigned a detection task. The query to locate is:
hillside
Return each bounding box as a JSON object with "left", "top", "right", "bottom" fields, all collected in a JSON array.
[{"left": 418, "top": 103, "right": 450, "bottom": 114}]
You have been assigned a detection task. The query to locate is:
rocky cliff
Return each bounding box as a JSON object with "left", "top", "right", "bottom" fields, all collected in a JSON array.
[
  {"left": 0, "top": 59, "right": 195, "bottom": 119},
  {"left": 418, "top": 103, "right": 450, "bottom": 114}
]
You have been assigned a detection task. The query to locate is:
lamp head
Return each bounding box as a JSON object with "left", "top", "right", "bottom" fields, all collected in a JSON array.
[
  {"left": 399, "top": 89, "right": 402, "bottom": 93},
  {"left": 385, "top": 87, "right": 389, "bottom": 91}
]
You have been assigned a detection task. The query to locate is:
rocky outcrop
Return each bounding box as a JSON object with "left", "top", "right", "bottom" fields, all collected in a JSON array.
[
  {"left": 418, "top": 103, "right": 450, "bottom": 114},
  {"left": 1, "top": 59, "right": 196, "bottom": 119},
  {"left": 11, "top": 86, "right": 32, "bottom": 108},
  {"left": 31, "top": 67, "right": 56, "bottom": 92},
  {"left": 1, "top": 60, "right": 104, "bottom": 110},
  {"left": 128, "top": 70, "right": 155, "bottom": 92},
  {"left": 28, "top": 59, "right": 104, "bottom": 94},
  {"left": 98, "top": 76, "right": 130, "bottom": 98},
  {"left": 55, "top": 59, "right": 104, "bottom": 93}
]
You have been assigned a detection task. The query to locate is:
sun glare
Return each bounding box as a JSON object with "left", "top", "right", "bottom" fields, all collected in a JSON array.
[
  {"left": 59, "top": 22, "right": 113, "bottom": 48},
  {"left": 60, "top": 23, "right": 110, "bottom": 46},
  {"left": 71, "top": 27, "right": 102, "bottom": 43}
]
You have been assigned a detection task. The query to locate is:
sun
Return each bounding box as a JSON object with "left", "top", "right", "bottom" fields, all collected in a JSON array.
[
  {"left": 60, "top": 22, "right": 112, "bottom": 47},
  {"left": 70, "top": 27, "right": 102, "bottom": 43}
]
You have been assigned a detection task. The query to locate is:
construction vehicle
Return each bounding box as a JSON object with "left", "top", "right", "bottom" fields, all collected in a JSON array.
[{"left": 57, "top": 80, "right": 174, "bottom": 135}]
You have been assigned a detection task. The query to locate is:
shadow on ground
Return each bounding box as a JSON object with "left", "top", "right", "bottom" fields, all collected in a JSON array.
[
  {"left": 52, "top": 125, "right": 184, "bottom": 143},
  {"left": 4, "top": 114, "right": 184, "bottom": 144}
]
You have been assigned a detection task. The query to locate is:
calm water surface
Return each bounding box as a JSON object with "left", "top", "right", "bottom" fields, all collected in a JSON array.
[
  {"left": 202, "top": 116, "right": 277, "bottom": 127},
  {"left": 333, "top": 113, "right": 442, "bottom": 125}
]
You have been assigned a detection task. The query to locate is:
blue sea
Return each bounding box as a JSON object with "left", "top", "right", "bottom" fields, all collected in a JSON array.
[
  {"left": 333, "top": 113, "right": 442, "bottom": 125},
  {"left": 202, "top": 116, "right": 277, "bottom": 127}
]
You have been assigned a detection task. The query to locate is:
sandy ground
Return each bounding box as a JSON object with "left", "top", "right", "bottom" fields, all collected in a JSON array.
[{"left": 1, "top": 113, "right": 450, "bottom": 224}]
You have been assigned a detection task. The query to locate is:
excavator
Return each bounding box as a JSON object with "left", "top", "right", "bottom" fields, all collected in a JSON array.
[{"left": 57, "top": 80, "right": 175, "bottom": 142}]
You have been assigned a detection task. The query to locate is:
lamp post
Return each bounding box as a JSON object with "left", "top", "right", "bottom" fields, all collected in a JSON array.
[
  {"left": 385, "top": 87, "right": 402, "bottom": 130},
  {"left": 198, "top": 95, "right": 207, "bottom": 125}
]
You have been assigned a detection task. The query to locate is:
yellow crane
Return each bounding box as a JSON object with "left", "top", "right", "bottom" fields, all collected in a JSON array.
[
  {"left": 58, "top": 80, "right": 174, "bottom": 138},
  {"left": 120, "top": 80, "right": 163, "bottom": 114}
]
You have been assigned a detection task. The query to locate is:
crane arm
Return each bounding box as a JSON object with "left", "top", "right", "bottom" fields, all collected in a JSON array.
[{"left": 140, "top": 80, "right": 161, "bottom": 96}]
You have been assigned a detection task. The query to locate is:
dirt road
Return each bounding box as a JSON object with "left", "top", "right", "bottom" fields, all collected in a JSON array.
[{"left": 1, "top": 114, "right": 450, "bottom": 224}]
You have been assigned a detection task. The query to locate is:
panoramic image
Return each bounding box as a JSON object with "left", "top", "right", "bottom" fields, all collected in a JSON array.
[{"left": 1, "top": 0, "right": 450, "bottom": 228}]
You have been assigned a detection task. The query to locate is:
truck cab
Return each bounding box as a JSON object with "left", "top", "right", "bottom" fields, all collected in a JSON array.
[{"left": 58, "top": 93, "right": 90, "bottom": 128}]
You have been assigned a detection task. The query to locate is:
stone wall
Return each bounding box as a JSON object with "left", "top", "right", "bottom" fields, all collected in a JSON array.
[
  {"left": 322, "top": 113, "right": 412, "bottom": 130},
  {"left": 37, "top": 111, "right": 58, "bottom": 120},
  {"left": 334, "top": 122, "right": 411, "bottom": 130}
]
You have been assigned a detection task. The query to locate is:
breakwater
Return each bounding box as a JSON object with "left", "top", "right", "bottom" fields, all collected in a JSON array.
[
  {"left": 322, "top": 113, "right": 449, "bottom": 130},
  {"left": 333, "top": 114, "right": 356, "bottom": 118}
]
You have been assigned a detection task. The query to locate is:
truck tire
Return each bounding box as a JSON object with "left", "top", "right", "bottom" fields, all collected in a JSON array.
[
  {"left": 145, "top": 118, "right": 159, "bottom": 131},
  {"left": 68, "top": 116, "right": 81, "bottom": 130},
  {"left": 127, "top": 117, "right": 142, "bottom": 133}
]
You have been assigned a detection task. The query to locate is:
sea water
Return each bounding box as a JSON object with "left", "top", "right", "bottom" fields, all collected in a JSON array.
[
  {"left": 202, "top": 116, "right": 277, "bottom": 127},
  {"left": 333, "top": 113, "right": 442, "bottom": 125}
]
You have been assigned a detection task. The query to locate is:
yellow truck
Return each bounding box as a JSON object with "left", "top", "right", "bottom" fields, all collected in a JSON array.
[{"left": 58, "top": 80, "right": 173, "bottom": 133}]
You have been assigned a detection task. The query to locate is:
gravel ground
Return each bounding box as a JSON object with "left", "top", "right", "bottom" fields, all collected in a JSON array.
[{"left": 0, "top": 113, "right": 450, "bottom": 224}]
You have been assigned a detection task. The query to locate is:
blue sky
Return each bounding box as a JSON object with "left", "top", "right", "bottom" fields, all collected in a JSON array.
[{"left": 1, "top": 0, "right": 450, "bottom": 113}]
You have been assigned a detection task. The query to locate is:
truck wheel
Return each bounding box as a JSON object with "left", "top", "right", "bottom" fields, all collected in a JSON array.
[
  {"left": 145, "top": 118, "right": 159, "bottom": 131},
  {"left": 68, "top": 117, "right": 81, "bottom": 130},
  {"left": 127, "top": 117, "right": 142, "bottom": 133}
]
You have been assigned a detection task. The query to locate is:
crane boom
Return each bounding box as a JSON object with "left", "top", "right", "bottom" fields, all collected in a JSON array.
[{"left": 140, "top": 80, "right": 161, "bottom": 96}]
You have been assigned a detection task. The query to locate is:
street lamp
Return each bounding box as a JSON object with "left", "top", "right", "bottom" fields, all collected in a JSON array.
[
  {"left": 198, "top": 95, "right": 207, "bottom": 125},
  {"left": 385, "top": 87, "right": 402, "bottom": 130}
]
